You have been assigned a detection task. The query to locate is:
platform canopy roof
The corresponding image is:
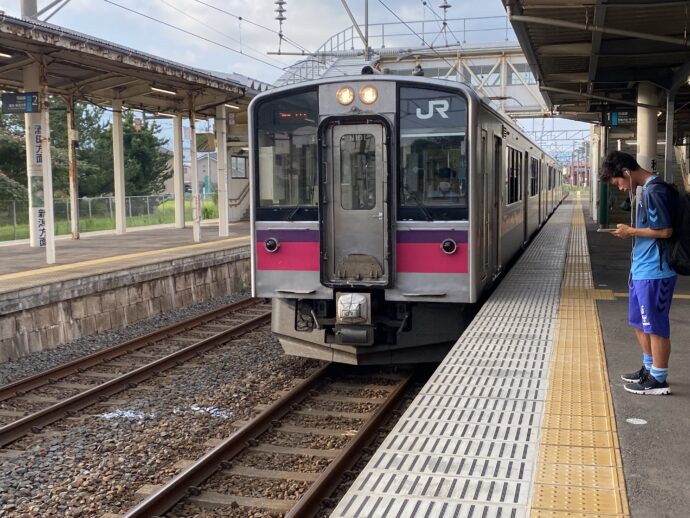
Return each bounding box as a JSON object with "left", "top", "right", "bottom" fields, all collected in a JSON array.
[
  {"left": 0, "top": 13, "right": 269, "bottom": 116},
  {"left": 504, "top": 0, "right": 690, "bottom": 134}
]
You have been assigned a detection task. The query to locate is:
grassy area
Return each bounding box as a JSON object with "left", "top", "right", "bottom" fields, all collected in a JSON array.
[{"left": 0, "top": 199, "right": 219, "bottom": 242}]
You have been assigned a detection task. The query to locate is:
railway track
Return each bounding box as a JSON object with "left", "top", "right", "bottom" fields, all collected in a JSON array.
[
  {"left": 125, "top": 365, "right": 414, "bottom": 517},
  {"left": 0, "top": 298, "right": 271, "bottom": 448}
]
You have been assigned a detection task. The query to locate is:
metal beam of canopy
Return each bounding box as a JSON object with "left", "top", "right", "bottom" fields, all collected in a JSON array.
[{"left": 0, "top": 11, "right": 261, "bottom": 262}]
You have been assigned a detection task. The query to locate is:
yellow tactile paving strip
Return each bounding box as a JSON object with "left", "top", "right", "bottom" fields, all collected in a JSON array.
[{"left": 530, "top": 194, "right": 629, "bottom": 517}]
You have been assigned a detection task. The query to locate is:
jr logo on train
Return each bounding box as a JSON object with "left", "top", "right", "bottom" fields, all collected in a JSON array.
[{"left": 249, "top": 72, "right": 563, "bottom": 365}]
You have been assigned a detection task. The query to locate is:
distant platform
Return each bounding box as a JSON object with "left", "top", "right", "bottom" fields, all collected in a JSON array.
[
  {"left": 0, "top": 222, "right": 250, "bottom": 293},
  {"left": 0, "top": 222, "right": 251, "bottom": 362}
]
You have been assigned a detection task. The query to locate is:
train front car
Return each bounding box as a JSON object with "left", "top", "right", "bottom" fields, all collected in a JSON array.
[{"left": 250, "top": 77, "right": 476, "bottom": 365}]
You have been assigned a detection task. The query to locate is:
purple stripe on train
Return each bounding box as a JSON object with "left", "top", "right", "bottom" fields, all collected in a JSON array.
[
  {"left": 396, "top": 230, "right": 468, "bottom": 243},
  {"left": 256, "top": 229, "right": 320, "bottom": 242}
]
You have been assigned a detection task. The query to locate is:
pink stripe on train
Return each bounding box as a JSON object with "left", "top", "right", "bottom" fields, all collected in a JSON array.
[
  {"left": 396, "top": 242, "right": 468, "bottom": 273},
  {"left": 256, "top": 242, "right": 320, "bottom": 271}
]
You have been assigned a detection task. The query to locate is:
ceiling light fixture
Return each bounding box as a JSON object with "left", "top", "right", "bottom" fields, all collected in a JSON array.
[
  {"left": 0, "top": 52, "right": 11, "bottom": 59},
  {"left": 224, "top": 103, "right": 240, "bottom": 110},
  {"left": 151, "top": 86, "right": 177, "bottom": 96}
]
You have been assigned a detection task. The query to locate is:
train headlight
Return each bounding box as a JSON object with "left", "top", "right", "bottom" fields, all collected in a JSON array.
[
  {"left": 336, "top": 86, "right": 355, "bottom": 105},
  {"left": 264, "top": 237, "right": 280, "bottom": 253},
  {"left": 441, "top": 239, "right": 457, "bottom": 255},
  {"left": 359, "top": 85, "right": 378, "bottom": 104}
]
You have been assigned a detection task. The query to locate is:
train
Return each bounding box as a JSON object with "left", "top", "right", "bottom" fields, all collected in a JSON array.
[{"left": 249, "top": 72, "right": 563, "bottom": 365}]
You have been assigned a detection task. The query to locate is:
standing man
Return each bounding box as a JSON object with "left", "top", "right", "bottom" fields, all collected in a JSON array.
[{"left": 600, "top": 151, "right": 676, "bottom": 395}]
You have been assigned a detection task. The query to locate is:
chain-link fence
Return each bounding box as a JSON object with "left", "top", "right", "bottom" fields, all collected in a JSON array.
[{"left": 0, "top": 194, "right": 218, "bottom": 242}]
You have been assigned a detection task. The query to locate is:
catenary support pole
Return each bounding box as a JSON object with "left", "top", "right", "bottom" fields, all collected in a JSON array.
[
  {"left": 67, "top": 97, "right": 79, "bottom": 239},
  {"left": 636, "top": 82, "right": 658, "bottom": 172},
  {"left": 173, "top": 115, "right": 185, "bottom": 228},
  {"left": 112, "top": 99, "right": 126, "bottom": 234},
  {"left": 189, "top": 97, "right": 201, "bottom": 243},
  {"left": 216, "top": 104, "right": 229, "bottom": 237},
  {"left": 21, "top": 0, "right": 37, "bottom": 18}
]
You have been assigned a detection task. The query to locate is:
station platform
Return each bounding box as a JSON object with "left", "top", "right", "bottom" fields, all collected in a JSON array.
[
  {"left": 333, "top": 194, "right": 690, "bottom": 518},
  {"left": 0, "top": 222, "right": 250, "bottom": 293},
  {"left": 0, "top": 223, "right": 251, "bottom": 362}
]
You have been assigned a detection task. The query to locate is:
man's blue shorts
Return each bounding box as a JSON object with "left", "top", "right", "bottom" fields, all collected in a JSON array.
[{"left": 628, "top": 277, "right": 677, "bottom": 338}]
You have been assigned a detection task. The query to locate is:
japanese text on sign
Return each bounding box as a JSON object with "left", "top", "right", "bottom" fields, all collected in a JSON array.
[
  {"left": 37, "top": 208, "right": 46, "bottom": 247},
  {"left": 34, "top": 125, "right": 42, "bottom": 165},
  {"left": 1, "top": 92, "right": 40, "bottom": 114}
]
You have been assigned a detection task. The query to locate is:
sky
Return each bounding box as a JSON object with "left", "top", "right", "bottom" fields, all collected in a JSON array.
[
  {"left": 0, "top": 0, "right": 507, "bottom": 83},
  {"left": 0, "top": 0, "right": 587, "bottom": 160}
]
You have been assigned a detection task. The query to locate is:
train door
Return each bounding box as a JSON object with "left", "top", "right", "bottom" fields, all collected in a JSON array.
[
  {"left": 481, "top": 129, "right": 489, "bottom": 281},
  {"left": 322, "top": 123, "right": 389, "bottom": 286},
  {"left": 523, "top": 151, "right": 529, "bottom": 245},
  {"left": 493, "top": 135, "right": 502, "bottom": 275},
  {"left": 539, "top": 162, "right": 544, "bottom": 225}
]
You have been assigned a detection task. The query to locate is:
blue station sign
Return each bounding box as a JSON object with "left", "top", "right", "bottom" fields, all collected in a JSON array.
[{"left": 1, "top": 92, "right": 40, "bottom": 114}]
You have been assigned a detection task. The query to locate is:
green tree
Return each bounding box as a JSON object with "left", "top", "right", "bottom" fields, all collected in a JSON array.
[
  {"left": 0, "top": 112, "right": 27, "bottom": 190},
  {"left": 79, "top": 110, "right": 172, "bottom": 196},
  {"left": 0, "top": 102, "right": 172, "bottom": 199}
]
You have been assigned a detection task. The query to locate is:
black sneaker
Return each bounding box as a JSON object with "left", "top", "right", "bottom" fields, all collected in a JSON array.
[
  {"left": 621, "top": 366, "right": 648, "bottom": 383},
  {"left": 624, "top": 375, "right": 671, "bottom": 395}
]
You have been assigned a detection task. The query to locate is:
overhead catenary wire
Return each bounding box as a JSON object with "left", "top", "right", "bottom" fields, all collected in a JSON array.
[
  {"left": 419, "top": 0, "right": 463, "bottom": 46},
  {"left": 156, "top": 0, "right": 287, "bottom": 69},
  {"left": 43, "top": 1, "right": 72, "bottom": 22},
  {"left": 377, "top": 0, "right": 459, "bottom": 73},
  {"left": 101, "top": 0, "right": 306, "bottom": 81},
  {"left": 191, "top": 0, "right": 311, "bottom": 55},
  {"left": 191, "top": 0, "right": 352, "bottom": 77}
]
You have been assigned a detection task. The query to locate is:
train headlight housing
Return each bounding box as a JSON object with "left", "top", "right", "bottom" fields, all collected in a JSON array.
[
  {"left": 441, "top": 238, "right": 457, "bottom": 255},
  {"left": 336, "top": 86, "right": 355, "bottom": 105},
  {"left": 359, "top": 85, "right": 378, "bottom": 104},
  {"left": 264, "top": 237, "right": 280, "bottom": 253},
  {"left": 336, "top": 293, "right": 370, "bottom": 324}
]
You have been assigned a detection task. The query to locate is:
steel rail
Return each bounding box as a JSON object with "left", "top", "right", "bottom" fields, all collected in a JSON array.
[
  {"left": 123, "top": 364, "right": 332, "bottom": 518},
  {"left": 0, "top": 311, "right": 271, "bottom": 448},
  {"left": 0, "top": 297, "right": 260, "bottom": 403},
  {"left": 285, "top": 373, "right": 413, "bottom": 518}
]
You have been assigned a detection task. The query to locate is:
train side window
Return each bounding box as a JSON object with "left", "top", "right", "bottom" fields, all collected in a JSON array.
[
  {"left": 506, "top": 146, "right": 522, "bottom": 205},
  {"left": 529, "top": 157, "right": 539, "bottom": 197}
]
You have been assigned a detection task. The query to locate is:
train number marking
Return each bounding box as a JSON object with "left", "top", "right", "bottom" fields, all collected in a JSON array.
[{"left": 416, "top": 100, "right": 449, "bottom": 120}]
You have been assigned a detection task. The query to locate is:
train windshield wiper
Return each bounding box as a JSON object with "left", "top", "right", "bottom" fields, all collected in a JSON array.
[
  {"left": 402, "top": 187, "right": 433, "bottom": 222},
  {"left": 286, "top": 205, "right": 307, "bottom": 221}
]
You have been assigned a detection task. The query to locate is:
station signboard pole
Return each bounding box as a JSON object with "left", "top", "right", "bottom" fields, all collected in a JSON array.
[
  {"left": 40, "top": 72, "right": 56, "bottom": 264},
  {"left": 216, "top": 104, "right": 229, "bottom": 237},
  {"left": 188, "top": 96, "right": 201, "bottom": 243},
  {"left": 67, "top": 97, "right": 79, "bottom": 239},
  {"left": 19, "top": 63, "right": 42, "bottom": 248}
]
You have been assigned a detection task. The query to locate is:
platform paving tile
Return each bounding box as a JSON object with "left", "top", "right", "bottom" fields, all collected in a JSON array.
[{"left": 331, "top": 202, "right": 574, "bottom": 518}]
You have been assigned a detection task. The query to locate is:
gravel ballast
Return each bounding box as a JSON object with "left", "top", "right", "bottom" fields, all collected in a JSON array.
[
  {"left": 0, "top": 292, "right": 250, "bottom": 386},
  {"left": 0, "top": 307, "right": 325, "bottom": 516}
]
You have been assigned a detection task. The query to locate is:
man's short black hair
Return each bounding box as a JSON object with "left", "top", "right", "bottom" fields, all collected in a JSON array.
[{"left": 600, "top": 151, "right": 640, "bottom": 182}]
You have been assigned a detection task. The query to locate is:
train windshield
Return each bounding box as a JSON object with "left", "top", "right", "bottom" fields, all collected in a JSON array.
[
  {"left": 255, "top": 90, "right": 318, "bottom": 220},
  {"left": 399, "top": 87, "right": 468, "bottom": 220}
]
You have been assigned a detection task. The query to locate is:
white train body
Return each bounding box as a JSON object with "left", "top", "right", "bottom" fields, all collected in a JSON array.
[{"left": 249, "top": 75, "right": 562, "bottom": 364}]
